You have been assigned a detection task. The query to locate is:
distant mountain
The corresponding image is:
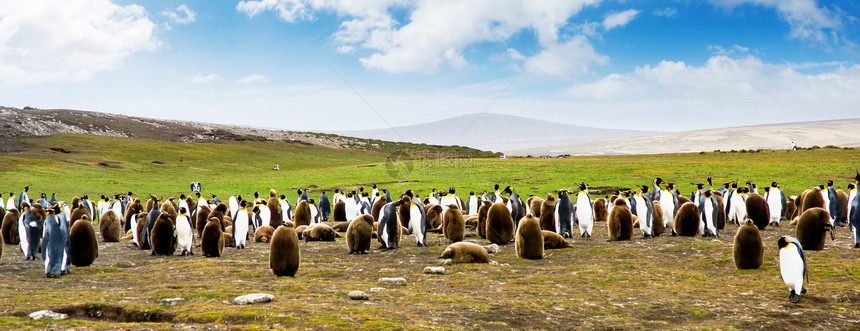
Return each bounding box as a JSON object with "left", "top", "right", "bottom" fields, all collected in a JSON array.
[
  {"left": 508, "top": 118, "right": 860, "bottom": 156},
  {"left": 330, "top": 113, "right": 660, "bottom": 152}
]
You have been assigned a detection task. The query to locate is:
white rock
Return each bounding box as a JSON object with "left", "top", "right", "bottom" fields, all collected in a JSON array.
[
  {"left": 29, "top": 310, "right": 67, "bottom": 320},
  {"left": 438, "top": 258, "right": 453, "bottom": 266},
  {"left": 489, "top": 261, "right": 500, "bottom": 266},
  {"left": 424, "top": 267, "right": 446, "bottom": 274},
  {"left": 348, "top": 291, "right": 369, "bottom": 300},
  {"left": 160, "top": 298, "right": 186, "bottom": 305},
  {"left": 378, "top": 277, "right": 407, "bottom": 286},
  {"left": 233, "top": 293, "right": 274, "bottom": 305},
  {"left": 370, "top": 287, "right": 386, "bottom": 292},
  {"left": 484, "top": 243, "right": 501, "bottom": 254}
]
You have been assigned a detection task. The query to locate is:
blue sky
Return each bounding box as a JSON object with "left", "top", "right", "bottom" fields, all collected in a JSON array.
[{"left": 1, "top": 0, "right": 859, "bottom": 132}]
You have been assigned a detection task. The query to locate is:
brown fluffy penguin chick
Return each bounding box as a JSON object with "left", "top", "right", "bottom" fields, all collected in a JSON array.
[
  {"left": 486, "top": 202, "right": 514, "bottom": 245},
  {"left": 677, "top": 195, "right": 692, "bottom": 205},
  {"left": 715, "top": 195, "right": 727, "bottom": 230},
  {"left": 150, "top": 213, "right": 176, "bottom": 255},
  {"left": 477, "top": 201, "right": 492, "bottom": 239},
  {"left": 347, "top": 214, "right": 374, "bottom": 254},
  {"left": 464, "top": 215, "right": 478, "bottom": 231},
  {"left": 69, "top": 215, "right": 98, "bottom": 266},
  {"left": 303, "top": 223, "right": 336, "bottom": 241},
  {"left": 332, "top": 221, "right": 350, "bottom": 232},
  {"left": 651, "top": 201, "right": 665, "bottom": 237},
  {"left": 1, "top": 209, "right": 20, "bottom": 245},
  {"left": 785, "top": 196, "right": 798, "bottom": 221},
  {"left": 371, "top": 198, "right": 386, "bottom": 222},
  {"left": 800, "top": 187, "right": 825, "bottom": 212},
  {"left": 608, "top": 199, "right": 634, "bottom": 241},
  {"left": 528, "top": 196, "right": 544, "bottom": 218},
  {"left": 333, "top": 201, "right": 347, "bottom": 222},
  {"left": 540, "top": 193, "right": 557, "bottom": 231},
  {"left": 268, "top": 189, "right": 283, "bottom": 228},
  {"left": 160, "top": 198, "right": 177, "bottom": 218},
  {"left": 270, "top": 225, "right": 300, "bottom": 277},
  {"left": 795, "top": 207, "right": 834, "bottom": 251},
  {"left": 837, "top": 190, "right": 848, "bottom": 224},
  {"left": 515, "top": 214, "right": 544, "bottom": 259},
  {"left": 295, "top": 225, "right": 308, "bottom": 240},
  {"left": 69, "top": 204, "right": 88, "bottom": 228},
  {"left": 439, "top": 242, "right": 490, "bottom": 264},
  {"left": 195, "top": 205, "right": 211, "bottom": 238},
  {"left": 425, "top": 204, "right": 443, "bottom": 229},
  {"left": 201, "top": 217, "right": 225, "bottom": 257},
  {"left": 674, "top": 202, "right": 700, "bottom": 237},
  {"left": 443, "top": 204, "right": 466, "bottom": 242},
  {"left": 745, "top": 194, "right": 770, "bottom": 230},
  {"left": 254, "top": 225, "right": 276, "bottom": 243},
  {"left": 293, "top": 201, "right": 311, "bottom": 227},
  {"left": 733, "top": 219, "right": 764, "bottom": 269},
  {"left": 542, "top": 230, "right": 571, "bottom": 249},
  {"left": 99, "top": 210, "right": 122, "bottom": 242},
  {"left": 593, "top": 198, "right": 608, "bottom": 223},
  {"left": 208, "top": 203, "right": 228, "bottom": 227},
  {"left": 135, "top": 212, "right": 149, "bottom": 250}
]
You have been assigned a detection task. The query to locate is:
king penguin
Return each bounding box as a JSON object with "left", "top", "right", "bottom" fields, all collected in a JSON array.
[
  {"left": 404, "top": 190, "right": 428, "bottom": 247},
  {"left": 175, "top": 207, "right": 194, "bottom": 256},
  {"left": 764, "top": 182, "right": 787, "bottom": 227},
  {"left": 467, "top": 192, "right": 479, "bottom": 215},
  {"left": 502, "top": 186, "right": 523, "bottom": 229},
  {"left": 378, "top": 198, "right": 403, "bottom": 249},
  {"left": 634, "top": 185, "right": 655, "bottom": 239},
  {"left": 698, "top": 190, "right": 720, "bottom": 238},
  {"left": 319, "top": 191, "right": 331, "bottom": 222},
  {"left": 778, "top": 235, "right": 808, "bottom": 303},
  {"left": 41, "top": 205, "right": 65, "bottom": 278},
  {"left": 554, "top": 190, "right": 575, "bottom": 238},
  {"left": 234, "top": 201, "right": 250, "bottom": 249},
  {"left": 575, "top": 183, "right": 594, "bottom": 238},
  {"left": 826, "top": 180, "right": 843, "bottom": 226},
  {"left": 655, "top": 178, "right": 679, "bottom": 236}
]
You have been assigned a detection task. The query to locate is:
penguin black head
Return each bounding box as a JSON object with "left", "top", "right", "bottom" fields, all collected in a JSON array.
[
  {"left": 351, "top": 190, "right": 356, "bottom": 195},
  {"left": 254, "top": 191, "right": 260, "bottom": 199},
  {"left": 41, "top": 193, "right": 46, "bottom": 198},
  {"left": 24, "top": 185, "right": 30, "bottom": 192},
  {"left": 279, "top": 194, "right": 286, "bottom": 199},
  {"left": 179, "top": 207, "right": 187, "bottom": 214},
  {"left": 212, "top": 194, "right": 217, "bottom": 198},
  {"left": 196, "top": 192, "right": 201, "bottom": 198},
  {"left": 449, "top": 187, "right": 455, "bottom": 194},
  {"left": 382, "top": 189, "right": 388, "bottom": 193},
  {"left": 83, "top": 195, "right": 88, "bottom": 200},
  {"left": 297, "top": 189, "right": 303, "bottom": 195},
  {"left": 741, "top": 187, "right": 750, "bottom": 194},
  {"left": 346, "top": 193, "right": 353, "bottom": 198},
  {"left": 502, "top": 186, "right": 513, "bottom": 194},
  {"left": 359, "top": 186, "right": 365, "bottom": 192},
  {"left": 578, "top": 182, "right": 588, "bottom": 191},
  {"left": 423, "top": 197, "right": 430, "bottom": 205},
  {"left": 259, "top": 200, "right": 267, "bottom": 205},
  {"left": 707, "top": 176, "right": 713, "bottom": 186},
  {"left": 704, "top": 190, "right": 713, "bottom": 197},
  {"left": 722, "top": 182, "right": 731, "bottom": 188},
  {"left": 692, "top": 183, "right": 705, "bottom": 189},
  {"left": 127, "top": 191, "right": 133, "bottom": 196},
  {"left": 240, "top": 200, "right": 248, "bottom": 208},
  {"left": 334, "top": 189, "right": 340, "bottom": 193},
  {"left": 777, "top": 236, "right": 790, "bottom": 249},
  {"left": 855, "top": 169, "right": 860, "bottom": 183},
  {"left": 731, "top": 182, "right": 738, "bottom": 188},
  {"left": 372, "top": 184, "right": 377, "bottom": 189},
  {"left": 764, "top": 187, "right": 771, "bottom": 193},
  {"left": 362, "top": 192, "right": 369, "bottom": 197},
  {"left": 654, "top": 177, "right": 664, "bottom": 185},
  {"left": 309, "top": 199, "right": 316, "bottom": 204},
  {"left": 771, "top": 182, "right": 778, "bottom": 187},
  {"left": 848, "top": 183, "right": 855, "bottom": 190},
  {"left": 827, "top": 180, "right": 834, "bottom": 186},
  {"left": 639, "top": 185, "right": 649, "bottom": 193},
  {"left": 494, "top": 183, "right": 500, "bottom": 191},
  {"left": 180, "top": 194, "right": 186, "bottom": 199},
  {"left": 404, "top": 190, "right": 414, "bottom": 198},
  {"left": 817, "top": 184, "right": 825, "bottom": 190},
  {"left": 469, "top": 191, "right": 475, "bottom": 196},
  {"left": 237, "top": 195, "right": 243, "bottom": 202}
]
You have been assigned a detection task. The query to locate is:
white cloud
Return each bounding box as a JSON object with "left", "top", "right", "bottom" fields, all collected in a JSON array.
[
  {"left": 237, "top": 0, "right": 605, "bottom": 74},
  {"left": 336, "top": 45, "right": 355, "bottom": 54},
  {"left": 192, "top": 73, "right": 221, "bottom": 83},
  {"left": 525, "top": 36, "right": 609, "bottom": 77},
  {"left": 161, "top": 4, "right": 196, "bottom": 25},
  {"left": 709, "top": 0, "right": 844, "bottom": 46},
  {"left": 603, "top": 9, "right": 639, "bottom": 30},
  {"left": 652, "top": 7, "right": 677, "bottom": 17},
  {"left": 506, "top": 48, "right": 525, "bottom": 61},
  {"left": 236, "top": 74, "right": 268, "bottom": 85},
  {"left": 0, "top": 0, "right": 159, "bottom": 87},
  {"left": 566, "top": 54, "right": 860, "bottom": 128}
]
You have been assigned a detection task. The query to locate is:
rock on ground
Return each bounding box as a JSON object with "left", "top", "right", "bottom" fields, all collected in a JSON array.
[
  {"left": 424, "top": 266, "right": 446, "bottom": 274},
  {"left": 233, "top": 293, "right": 274, "bottom": 305},
  {"left": 378, "top": 277, "right": 407, "bottom": 286},
  {"left": 348, "top": 291, "right": 369, "bottom": 300},
  {"left": 29, "top": 310, "right": 68, "bottom": 320}
]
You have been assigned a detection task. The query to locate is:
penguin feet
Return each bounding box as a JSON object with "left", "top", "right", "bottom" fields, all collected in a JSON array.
[
  {"left": 417, "top": 242, "right": 424, "bottom": 247},
  {"left": 834, "top": 221, "right": 845, "bottom": 227},
  {"left": 770, "top": 222, "right": 779, "bottom": 227},
  {"left": 46, "top": 273, "right": 59, "bottom": 279},
  {"left": 641, "top": 234, "right": 652, "bottom": 239},
  {"left": 789, "top": 290, "right": 801, "bottom": 303},
  {"left": 581, "top": 233, "right": 586, "bottom": 238},
  {"left": 586, "top": 233, "right": 591, "bottom": 238},
  {"left": 61, "top": 269, "right": 70, "bottom": 275},
  {"left": 854, "top": 243, "right": 859, "bottom": 248},
  {"left": 801, "top": 288, "right": 807, "bottom": 294}
]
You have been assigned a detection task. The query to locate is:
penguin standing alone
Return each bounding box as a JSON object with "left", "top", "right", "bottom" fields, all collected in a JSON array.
[
  {"left": 175, "top": 207, "right": 194, "bottom": 256},
  {"left": 778, "top": 235, "right": 808, "bottom": 303},
  {"left": 319, "top": 191, "right": 331, "bottom": 222},
  {"left": 764, "top": 182, "right": 787, "bottom": 227},
  {"left": 575, "top": 183, "right": 594, "bottom": 238}
]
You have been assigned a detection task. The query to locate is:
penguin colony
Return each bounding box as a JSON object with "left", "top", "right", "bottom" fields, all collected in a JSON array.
[{"left": 1, "top": 172, "right": 856, "bottom": 303}]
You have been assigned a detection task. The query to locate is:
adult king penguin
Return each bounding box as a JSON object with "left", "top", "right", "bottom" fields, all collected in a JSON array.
[
  {"left": 42, "top": 205, "right": 65, "bottom": 278},
  {"left": 826, "top": 180, "right": 843, "bottom": 226},
  {"left": 502, "top": 186, "right": 523, "bottom": 229},
  {"left": 575, "top": 183, "right": 594, "bottom": 238},
  {"left": 633, "top": 185, "right": 655, "bottom": 239},
  {"left": 655, "top": 178, "right": 679, "bottom": 236},
  {"left": 176, "top": 207, "right": 194, "bottom": 256},
  {"left": 319, "top": 191, "right": 331, "bottom": 222},
  {"left": 378, "top": 198, "right": 404, "bottom": 249},
  {"left": 554, "top": 190, "right": 575, "bottom": 238},
  {"left": 778, "top": 235, "right": 808, "bottom": 304},
  {"left": 403, "top": 190, "right": 428, "bottom": 247},
  {"left": 847, "top": 171, "right": 860, "bottom": 248},
  {"left": 764, "top": 182, "right": 787, "bottom": 227}
]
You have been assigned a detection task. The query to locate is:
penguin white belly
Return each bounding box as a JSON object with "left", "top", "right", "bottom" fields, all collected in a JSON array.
[
  {"left": 409, "top": 204, "right": 424, "bottom": 243},
  {"left": 766, "top": 190, "right": 782, "bottom": 223},
  {"left": 309, "top": 205, "right": 319, "bottom": 224},
  {"left": 5, "top": 198, "right": 14, "bottom": 211},
  {"left": 234, "top": 211, "right": 249, "bottom": 247},
  {"left": 779, "top": 247, "right": 805, "bottom": 294},
  {"left": 575, "top": 193, "right": 593, "bottom": 236},
  {"left": 659, "top": 192, "right": 675, "bottom": 229},
  {"left": 279, "top": 200, "right": 291, "bottom": 222},
  {"left": 553, "top": 204, "right": 561, "bottom": 234},
  {"left": 820, "top": 191, "right": 831, "bottom": 221},
  {"left": 179, "top": 200, "right": 190, "bottom": 214},
  {"left": 468, "top": 197, "right": 478, "bottom": 215},
  {"left": 703, "top": 198, "right": 717, "bottom": 234},
  {"left": 229, "top": 197, "right": 239, "bottom": 220},
  {"left": 131, "top": 215, "right": 139, "bottom": 246},
  {"left": 175, "top": 215, "right": 193, "bottom": 253},
  {"left": 258, "top": 205, "right": 271, "bottom": 227},
  {"left": 98, "top": 201, "right": 108, "bottom": 218},
  {"left": 731, "top": 195, "right": 747, "bottom": 223},
  {"left": 634, "top": 196, "right": 650, "bottom": 234},
  {"left": 345, "top": 201, "right": 360, "bottom": 222},
  {"left": 505, "top": 200, "right": 513, "bottom": 213},
  {"left": 110, "top": 204, "right": 123, "bottom": 221},
  {"left": 18, "top": 214, "right": 28, "bottom": 257}
]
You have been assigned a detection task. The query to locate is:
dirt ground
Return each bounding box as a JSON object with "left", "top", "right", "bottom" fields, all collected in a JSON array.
[{"left": 0, "top": 217, "right": 858, "bottom": 330}]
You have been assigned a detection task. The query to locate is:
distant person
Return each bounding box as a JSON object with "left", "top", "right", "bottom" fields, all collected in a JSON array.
[
  {"left": 196, "top": 182, "right": 202, "bottom": 192},
  {"left": 790, "top": 141, "right": 797, "bottom": 151},
  {"left": 190, "top": 182, "right": 196, "bottom": 192}
]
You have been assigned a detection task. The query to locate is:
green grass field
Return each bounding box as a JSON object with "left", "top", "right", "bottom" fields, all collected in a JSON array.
[{"left": 0, "top": 134, "right": 858, "bottom": 330}]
